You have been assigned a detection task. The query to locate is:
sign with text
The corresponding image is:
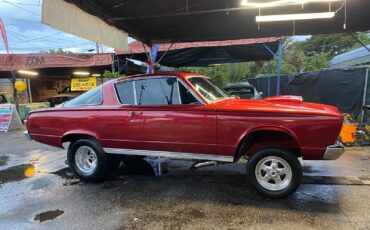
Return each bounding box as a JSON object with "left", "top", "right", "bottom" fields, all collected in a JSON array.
[
  {"left": 0, "top": 104, "right": 12, "bottom": 132},
  {"left": 0, "top": 54, "right": 113, "bottom": 71},
  {"left": 71, "top": 77, "right": 97, "bottom": 91}
]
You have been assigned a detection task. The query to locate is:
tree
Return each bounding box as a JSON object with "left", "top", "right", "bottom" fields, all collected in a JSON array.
[
  {"left": 296, "top": 32, "right": 370, "bottom": 58},
  {"left": 303, "top": 53, "right": 331, "bottom": 72},
  {"left": 103, "top": 70, "right": 123, "bottom": 78}
]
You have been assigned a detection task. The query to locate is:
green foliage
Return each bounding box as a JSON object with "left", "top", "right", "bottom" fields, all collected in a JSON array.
[
  {"left": 103, "top": 70, "right": 123, "bottom": 79},
  {"left": 303, "top": 52, "right": 331, "bottom": 72},
  {"left": 178, "top": 32, "right": 370, "bottom": 83},
  {"left": 296, "top": 32, "right": 370, "bottom": 57}
]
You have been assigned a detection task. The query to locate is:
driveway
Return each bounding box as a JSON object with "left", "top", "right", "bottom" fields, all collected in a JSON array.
[{"left": 0, "top": 130, "right": 369, "bottom": 230}]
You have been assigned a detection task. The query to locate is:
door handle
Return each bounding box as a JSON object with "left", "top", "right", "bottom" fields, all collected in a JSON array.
[{"left": 129, "top": 111, "right": 143, "bottom": 117}]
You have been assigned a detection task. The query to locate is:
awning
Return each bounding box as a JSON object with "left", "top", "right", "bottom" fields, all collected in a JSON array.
[
  {"left": 0, "top": 53, "right": 113, "bottom": 72},
  {"left": 63, "top": 0, "right": 370, "bottom": 44},
  {"left": 116, "top": 37, "right": 280, "bottom": 67}
]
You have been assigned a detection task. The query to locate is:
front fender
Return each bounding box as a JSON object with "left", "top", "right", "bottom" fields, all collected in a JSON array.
[{"left": 237, "top": 126, "right": 300, "bottom": 147}]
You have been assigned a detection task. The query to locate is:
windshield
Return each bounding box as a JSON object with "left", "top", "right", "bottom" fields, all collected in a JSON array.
[{"left": 188, "top": 77, "right": 231, "bottom": 103}]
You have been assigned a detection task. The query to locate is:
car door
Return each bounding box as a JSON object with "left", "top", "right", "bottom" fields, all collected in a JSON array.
[{"left": 125, "top": 76, "right": 217, "bottom": 155}]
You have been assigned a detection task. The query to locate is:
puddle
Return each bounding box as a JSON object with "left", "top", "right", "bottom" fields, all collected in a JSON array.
[
  {"left": 34, "top": 209, "right": 64, "bottom": 223},
  {"left": 63, "top": 179, "right": 81, "bottom": 186},
  {"left": 53, "top": 158, "right": 154, "bottom": 180},
  {"left": 0, "top": 155, "right": 9, "bottom": 167},
  {"left": 52, "top": 168, "right": 83, "bottom": 186},
  {"left": 0, "top": 164, "right": 35, "bottom": 184},
  {"left": 52, "top": 167, "right": 76, "bottom": 180},
  {"left": 51, "top": 159, "right": 155, "bottom": 186}
]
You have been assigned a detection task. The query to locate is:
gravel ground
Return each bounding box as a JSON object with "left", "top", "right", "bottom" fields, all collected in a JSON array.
[{"left": 0, "top": 130, "right": 369, "bottom": 230}]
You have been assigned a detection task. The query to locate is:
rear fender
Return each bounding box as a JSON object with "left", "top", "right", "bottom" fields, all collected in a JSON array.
[{"left": 61, "top": 130, "right": 99, "bottom": 148}]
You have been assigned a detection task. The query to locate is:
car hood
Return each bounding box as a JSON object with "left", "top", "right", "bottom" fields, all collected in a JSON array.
[{"left": 213, "top": 96, "right": 341, "bottom": 117}]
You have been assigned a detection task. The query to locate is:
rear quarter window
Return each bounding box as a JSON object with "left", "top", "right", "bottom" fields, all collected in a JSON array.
[{"left": 115, "top": 81, "right": 135, "bottom": 105}]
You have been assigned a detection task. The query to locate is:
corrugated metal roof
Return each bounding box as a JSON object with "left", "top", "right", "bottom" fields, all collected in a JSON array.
[{"left": 330, "top": 44, "right": 370, "bottom": 68}]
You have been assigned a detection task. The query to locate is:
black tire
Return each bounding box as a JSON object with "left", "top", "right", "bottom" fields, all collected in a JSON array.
[
  {"left": 246, "top": 148, "right": 302, "bottom": 198},
  {"left": 67, "top": 138, "right": 108, "bottom": 182}
]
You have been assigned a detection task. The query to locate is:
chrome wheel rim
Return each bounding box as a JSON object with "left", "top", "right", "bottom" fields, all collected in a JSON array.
[
  {"left": 75, "top": 146, "right": 97, "bottom": 176},
  {"left": 255, "top": 156, "right": 292, "bottom": 191}
]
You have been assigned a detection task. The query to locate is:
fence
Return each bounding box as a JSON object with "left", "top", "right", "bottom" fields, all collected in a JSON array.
[{"left": 248, "top": 67, "right": 369, "bottom": 120}]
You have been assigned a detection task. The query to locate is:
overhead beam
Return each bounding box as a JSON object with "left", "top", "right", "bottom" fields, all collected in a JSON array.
[{"left": 42, "top": 0, "right": 128, "bottom": 50}]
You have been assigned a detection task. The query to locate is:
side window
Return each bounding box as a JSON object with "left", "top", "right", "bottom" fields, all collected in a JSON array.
[
  {"left": 135, "top": 78, "right": 180, "bottom": 105},
  {"left": 115, "top": 81, "right": 135, "bottom": 105},
  {"left": 63, "top": 86, "right": 102, "bottom": 107},
  {"left": 178, "top": 81, "right": 200, "bottom": 105}
]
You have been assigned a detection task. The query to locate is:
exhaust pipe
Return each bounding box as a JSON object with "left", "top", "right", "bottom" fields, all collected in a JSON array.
[{"left": 190, "top": 161, "right": 218, "bottom": 169}]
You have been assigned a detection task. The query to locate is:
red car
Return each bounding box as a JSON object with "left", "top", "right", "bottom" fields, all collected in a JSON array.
[{"left": 24, "top": 72, "right": 344, "bottom": 197}]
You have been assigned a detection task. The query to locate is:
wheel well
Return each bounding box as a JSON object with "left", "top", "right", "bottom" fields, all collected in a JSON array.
[
  {"left": 234, "top": 130, "right": 301, "bottom": 161},
  {"left": 61, "top": 134, "right": 96, "bottom": 148}
]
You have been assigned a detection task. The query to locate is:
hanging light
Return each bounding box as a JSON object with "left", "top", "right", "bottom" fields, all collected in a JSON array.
[
  {"left": 241, "top": 0, "right": 342, "bottom": 8},
  {"left": 256, "top": 12, "right": 335, "bottom": 22},
  {"left": 73, "top": 71, "right": 90, "bottom": 76},
  {"left": 17, "top": 70, "right": 38, "bottom": 76}
]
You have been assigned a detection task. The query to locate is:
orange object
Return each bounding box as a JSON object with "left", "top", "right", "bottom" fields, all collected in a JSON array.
[{"left": 339, "top": 113, "right": 358, "bottom": 145}]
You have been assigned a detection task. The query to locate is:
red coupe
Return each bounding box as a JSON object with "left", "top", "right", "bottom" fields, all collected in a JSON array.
[{"left": 25, "top": 72, "right": 344, "bottom": 197}]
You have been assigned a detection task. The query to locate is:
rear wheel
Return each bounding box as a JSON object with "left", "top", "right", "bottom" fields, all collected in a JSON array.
[
  {"left": 246, "top": 148, "right": 302, "bottom": 198},
  {"left": 67, "top": 138, "right": 108, "bottom": 182}
]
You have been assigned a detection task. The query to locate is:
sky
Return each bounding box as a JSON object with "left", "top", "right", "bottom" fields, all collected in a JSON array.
[{"left": 0, "top": 0, "right": 124, "bottom": 54}]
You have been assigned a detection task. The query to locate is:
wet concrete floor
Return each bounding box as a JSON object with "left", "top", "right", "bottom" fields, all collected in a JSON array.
[{"left": 0, "top": 130, "right": 369, "bottom": 229}]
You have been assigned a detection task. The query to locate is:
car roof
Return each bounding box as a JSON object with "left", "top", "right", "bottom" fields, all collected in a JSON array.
[{"left": 111, "top": 71, "right": 206, "bottom": 84}]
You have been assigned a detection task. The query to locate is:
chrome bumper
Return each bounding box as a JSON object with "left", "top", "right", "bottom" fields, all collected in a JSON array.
[
  {"left": 323, "top": 143, "right": 345, "bottom": 160},
  {"left": 23, "top": 131, "right": 32, "bottom": 141}
]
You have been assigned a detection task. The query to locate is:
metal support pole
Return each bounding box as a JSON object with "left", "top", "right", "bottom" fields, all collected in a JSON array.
[
  {"left": 263, "top": 42, "right": 276, "bottom": 97},
  {"left": 267, "top": 61, "right": 271, "bottom": 97},
  {"left": 263, "top": 43, "right": 276, "bottom": 57},
  {"left": 361, "top": 68, "right": 369, "bottom": 123},
  {"left": 96, "top": 42, "right": 100, "bottom": 54},
  {"left": 27, "top": 78, "right": 32, "bottom": 103},
  {"left": 146, "top": 45, "right": 153, "bottom": 74},
  {"left": 10, "top": 71, "right": 19, "bottom": 115},
  {"left": 277, "top": 39, "right": 282, "bottom": 96},
  {"left": 111, "top": 54, "right": 116, "bottom": 73},
  {"left": 156, "top": 42, "right": 174, "bottom": 65}
]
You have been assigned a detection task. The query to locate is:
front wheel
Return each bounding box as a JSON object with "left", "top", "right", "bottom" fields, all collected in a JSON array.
[{"left": 246, "top": 148, "right": 302, "bottom": 198}]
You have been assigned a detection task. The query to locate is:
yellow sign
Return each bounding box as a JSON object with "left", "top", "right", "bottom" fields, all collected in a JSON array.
[{"left": 71, "top": 77, "right": 97, "bottom": 91}]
